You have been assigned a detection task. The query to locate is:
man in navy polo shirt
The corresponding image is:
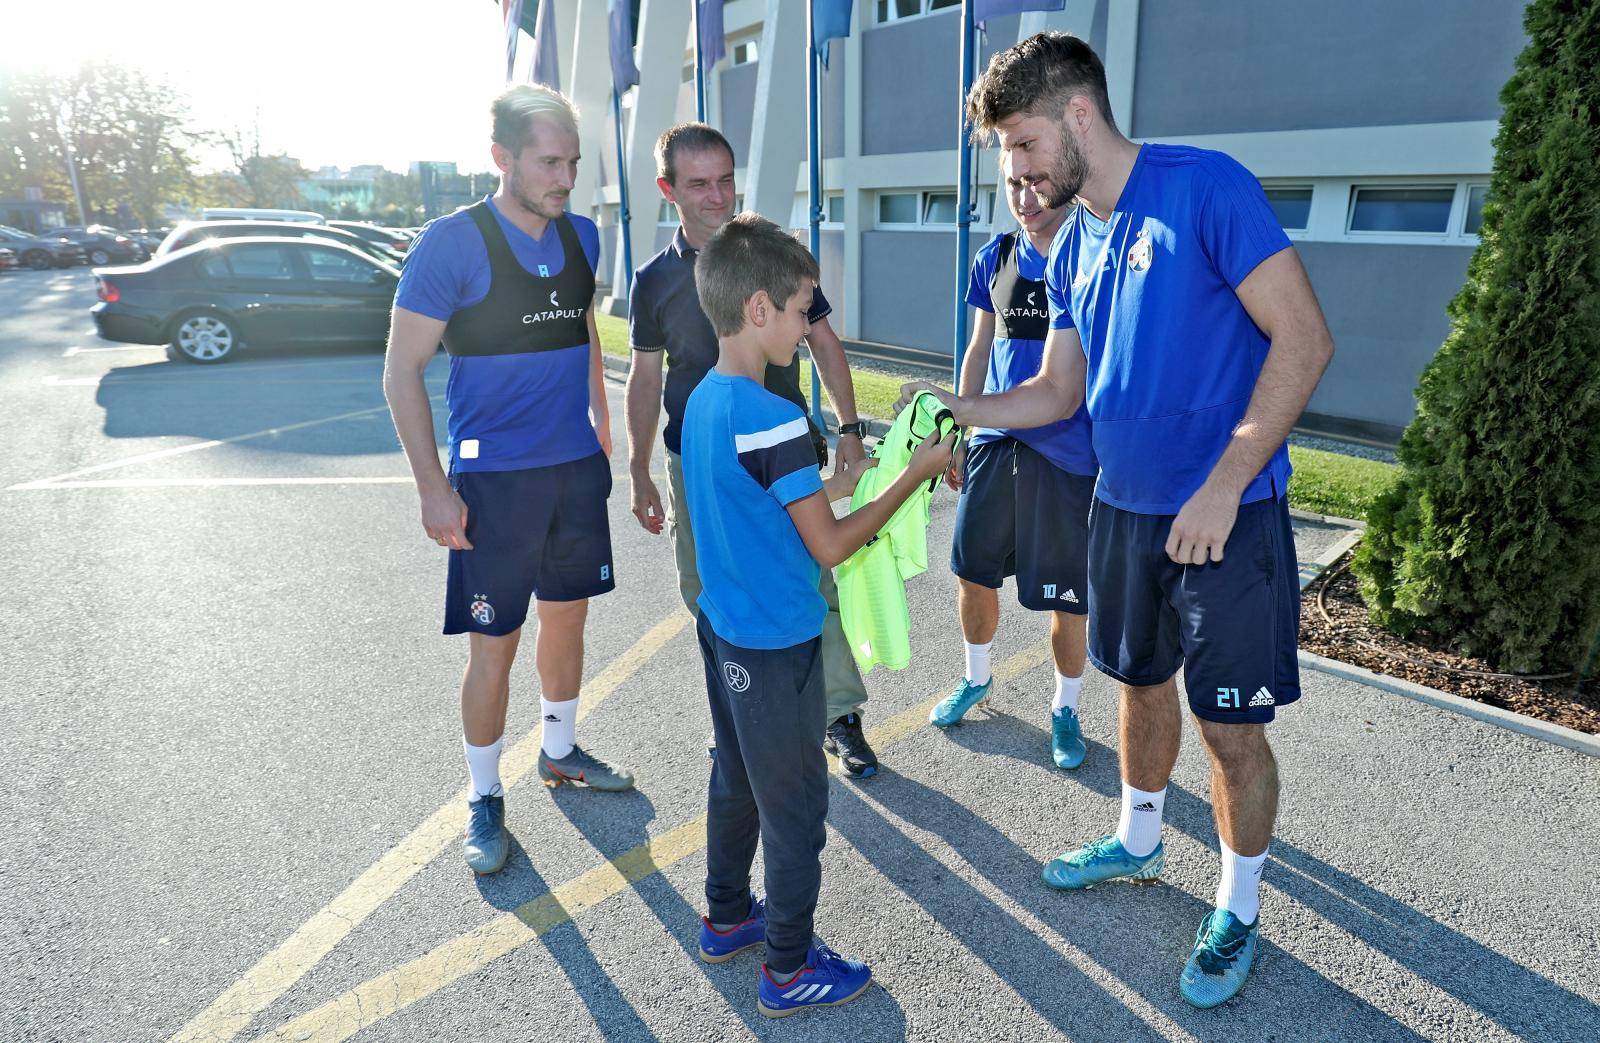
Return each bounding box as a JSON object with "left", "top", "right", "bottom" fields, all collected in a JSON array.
[
  {"left": 928, "top": 152, "right": 1098, "bottom": 774},
  {"left": 384, "top": 84, "right": 635, "bottom": 880},
  {"left": 625, "top": 123, "right": 881, "bottom": 779},
  {"left": 903, "top": 33, "right": 1334, "bottom": 1007}
]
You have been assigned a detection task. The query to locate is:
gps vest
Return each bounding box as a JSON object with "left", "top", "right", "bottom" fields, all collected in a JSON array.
[
  {"left": 441, "top": 202, "right": 592, "bottom": 358},
  {"left": 991, "top": 232, "right": 1050, "bottom": 343}
]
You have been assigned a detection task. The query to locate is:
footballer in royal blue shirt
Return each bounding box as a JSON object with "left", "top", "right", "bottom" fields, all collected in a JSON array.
[
  {"left": 384, "top": 85, "right": 634, "bottom": 883},
  {"left": 902, "top": 32, "right": 1334, "bottom": 1009}
]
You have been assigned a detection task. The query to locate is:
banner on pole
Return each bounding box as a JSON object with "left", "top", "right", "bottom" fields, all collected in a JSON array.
[
  {"left": 973, "top": 0, "right": 1065, "bottom": 30},
  {"left": 501, "top": 0, "right": 525, "bottom": 81},
  {"left": 529, "top": 0, "right": 560, "bottom": 88},
  {"left": 607, "top": 0, "right": 640, "bottom": 97},
  {"left": 697, "top": 0, "right": 726, "bottom": 71},
  {"left": 813, "top": 0, "right": 853, "bottom": 69}
]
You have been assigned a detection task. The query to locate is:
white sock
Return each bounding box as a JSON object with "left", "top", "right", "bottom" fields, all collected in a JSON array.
[
  {"left": 463, "top": 735, "right": 504, "bottom": 799},
  {"left": 1052, "top": 672, "right": 1083, "bottom": 714},
  {"left": 540, "top": 697, "right": 577, "bottom": 759},
  {"left": 1216, "top": 839, "right": 1269, "bottom": 925},
  {"left": 1115, "top": 782, "right": 1167, "bottom": 858},
  {"left": 964, "top": 640, "right": 993, "bottom": 686}
]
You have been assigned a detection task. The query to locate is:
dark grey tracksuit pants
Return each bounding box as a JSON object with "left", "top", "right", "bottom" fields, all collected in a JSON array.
[{"left": 697, "top": 612, "right": 829, "bottom": 975}]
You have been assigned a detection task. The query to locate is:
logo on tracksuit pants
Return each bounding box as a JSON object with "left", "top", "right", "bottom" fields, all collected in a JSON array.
[{"left": 723, "top": 661, "right": 751, "bottom": 693}]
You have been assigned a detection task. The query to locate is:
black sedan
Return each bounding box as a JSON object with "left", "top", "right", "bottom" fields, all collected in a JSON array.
[
  {"left": 90, "top": 237, "right": 399, "bottom": 363},
  {"left": 48, "top": 225, "right": 147, "bottom": 265}
]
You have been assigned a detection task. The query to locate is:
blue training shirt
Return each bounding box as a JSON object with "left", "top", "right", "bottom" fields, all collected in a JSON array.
[
  {"left": 965, "top": 230, "right": 1097, "bottom": 477},
  {"left": 395, "top": 197, "right": 602, "bottom": 473},
  {"left": 1046, "top": 144, "right": 1293, "bottom": 515},
  {"left": 682, "top": 370, "right": 827, "bottom": 649}
]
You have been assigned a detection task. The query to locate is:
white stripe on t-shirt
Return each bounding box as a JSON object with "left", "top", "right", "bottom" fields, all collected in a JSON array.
[{"left": 734, "top": 416, "right": 809, "bottom": 454}]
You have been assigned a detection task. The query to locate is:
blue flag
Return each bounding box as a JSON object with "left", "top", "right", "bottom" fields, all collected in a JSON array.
[
  {"left": 607, "top": 0, "right": 639, "bottom": 97},
  {"left": 529, "top": 0, "right": 560, "bottom": 88},
  {"left": 973, "top": 0, "right": 1064, "bottom": 29},
  {"left": 812, "top": 0, "right": 852, "bottom": 69},
  {"left": 697, "top": 0, "right": 725, "bottom": 70}
]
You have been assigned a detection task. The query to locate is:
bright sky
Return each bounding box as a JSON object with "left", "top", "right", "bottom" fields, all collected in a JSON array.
[{"left": 6, "top": 0, "right": 526, "bottom": 174}]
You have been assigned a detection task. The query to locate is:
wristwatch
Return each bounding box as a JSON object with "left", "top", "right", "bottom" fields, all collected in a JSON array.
[{"left": 837, "top": 421, "right": 867, "bottom": 438}]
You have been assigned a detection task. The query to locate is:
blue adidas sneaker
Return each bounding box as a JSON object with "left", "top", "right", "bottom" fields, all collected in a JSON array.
[
  {"left": 1180, "top": 909, "right": 1259, "bottom": 1008},
  {"left": 756, "top": 943, "right": 873, "bottom": 1019},
  {"left": 929, "top": 678, "right": 991, "bottom": 728},
  {"left": 1042, "top": 834, "right": 1164, "bottom": 890},
  {"left": 698, "top": 896, "right": 766, "bottom": 963},
  {"left": 1051, "top": 708, "right": 1086, "bottom": 770}
]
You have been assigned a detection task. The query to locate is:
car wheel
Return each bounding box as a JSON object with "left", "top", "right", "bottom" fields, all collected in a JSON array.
[
  {"left": 89, "top": 249, "right": 112, "bottom": 265},
  {"left": 24, "top": 250, "right": 51, "bottom": 270},
  {"left": 170, "top": 311, "right": 239, "bottom": 363}
]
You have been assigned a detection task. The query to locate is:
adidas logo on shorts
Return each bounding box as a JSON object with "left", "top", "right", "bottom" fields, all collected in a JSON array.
[{"left": 1249, "top": 687, "right": 1275, "bottom": 708}]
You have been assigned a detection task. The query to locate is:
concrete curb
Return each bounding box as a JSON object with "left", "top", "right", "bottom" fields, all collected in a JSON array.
[
  {"left": 1292, "top": 524, "right": 1600, "bottom": 759},
  {"left": 1298, "top": 649, "right": 1600, "bottom": 758}
]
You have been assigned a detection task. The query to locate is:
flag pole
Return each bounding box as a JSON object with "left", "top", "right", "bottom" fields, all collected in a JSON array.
[
  {"left": 612, "top": 88, "right": 635, "bottom": 299},
  {"left": 953, "top": 0, "right": 977, "bottom": 386},
  {"left": 692, "top": 2, "right": 707, "bottom": 121},
  {"left": 806, "top": 0, "right": 825, "bottom": 433}
]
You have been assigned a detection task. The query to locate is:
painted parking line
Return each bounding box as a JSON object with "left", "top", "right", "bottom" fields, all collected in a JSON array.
[
  {"left": 242, "top": 643, "right": 1055, "bottom": 1043},
  {"left": 16, "top": 476, "right": 419, "bottom": 490},
  {"left": 61, "top": 344, "right": 165, "bottom": 356},
  {"left": 166, "top": 609, "right": 691, "bottom": 1043},
  {"left": 6, "top": 397, "right": 442, "bottom": 492}
]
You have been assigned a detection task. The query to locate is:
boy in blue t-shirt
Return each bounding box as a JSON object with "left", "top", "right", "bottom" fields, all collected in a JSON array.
[{"left": 681, "top": 213, "right": 952, "bottom": 1019}]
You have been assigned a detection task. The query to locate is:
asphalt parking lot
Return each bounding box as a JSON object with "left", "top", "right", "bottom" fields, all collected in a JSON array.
[{"left": 2, "top": 267, "right": 1597, "bottom": 1043}]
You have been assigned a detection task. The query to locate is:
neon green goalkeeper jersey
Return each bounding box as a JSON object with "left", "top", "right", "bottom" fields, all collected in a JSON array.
[{"left": 836, "top": 391, "right": 960, "bottom": 672}]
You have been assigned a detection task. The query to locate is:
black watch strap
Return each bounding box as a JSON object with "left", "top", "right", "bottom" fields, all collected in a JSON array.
[{"left": 838, "top": 421, "right": 867, "bottom": 437}]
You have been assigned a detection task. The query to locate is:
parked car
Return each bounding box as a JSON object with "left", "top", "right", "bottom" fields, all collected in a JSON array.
[
  {"left": 47, "top": 225, "right": 147, "bottom": 265},
  {"left": 328, "top": 221, "right": 414, "bottom": 253},
  {"left": 125, "top": 227, "right": 172, "bottom": 253},
  {"left": 0, "top": 247, "right": 16, "bottom": 272},
  {"left": 90, "top": 237, "right": 399, "bottom": 363},
  {"left": 0, "top": 224, "right": 87, "bottom": 269},
  {"left": 157, "top": 220, "right": 405, "bottom": 267}
]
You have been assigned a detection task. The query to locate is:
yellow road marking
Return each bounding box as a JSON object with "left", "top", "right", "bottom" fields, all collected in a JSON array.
[
  {"left": 166, "top": 609, "right": 690, "bottom": 1043},
  {"left": 251, "top": 643, "right": 1055, "bottom": 1043}
]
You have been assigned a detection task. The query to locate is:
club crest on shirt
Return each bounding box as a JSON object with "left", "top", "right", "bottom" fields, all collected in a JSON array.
[
  {"left": 470, "top": 596, "right": 496, "bottom": 626},
  {"left": 1127, "top": 229, "right": 1153, "bottom": 274}
]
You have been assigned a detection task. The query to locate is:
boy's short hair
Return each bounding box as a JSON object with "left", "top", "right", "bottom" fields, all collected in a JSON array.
[
  {"left": 695, "top": 213, "right": 820, "bottom": 338},
  {"left": 655, "top": 122, "right": 736, "bottom": 185},
  {"left": 966, "top": 31, "right": 1115, "bottom": 142}
]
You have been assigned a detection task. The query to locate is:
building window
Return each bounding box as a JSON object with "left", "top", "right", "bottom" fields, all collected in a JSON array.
[
  {"left": 922, "top": 192, "right": 958, "bottom": 225},
  {"left": 731, "top": 39, "right": 758, "bottom": 66},
  {"left": 1463, "top": 185, "right": 1489, "bottom": 236},
  {"left": 658, "top": 200, "right": 676, "bottom": 224},
  {"left": 827, "top": 194, "right": 844, "bottom": 224},
  {"left": 680, "top": 64, "right": 694, "bottom": 84},
  {"left": 1262, "top": 186, "right": 1313, "bottom": 232},
  {"left": 1347, "top": 186, "right": 1454, "bottom": 235},
  {"left": 878, "top": 192, "right": 920, "bottom": 225},
  {"left": 874, "top": 0, "right": 958, "bottom": 24}
]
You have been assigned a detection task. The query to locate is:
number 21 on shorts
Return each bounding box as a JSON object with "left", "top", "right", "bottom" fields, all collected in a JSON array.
[{"left": 1216, "top": 687, "right": 1241, "bottom": 709}]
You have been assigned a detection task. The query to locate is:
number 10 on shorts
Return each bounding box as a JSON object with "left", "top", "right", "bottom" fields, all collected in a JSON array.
[{"left": 1217, "top": 687, "right": 1241, "bottom": 709}]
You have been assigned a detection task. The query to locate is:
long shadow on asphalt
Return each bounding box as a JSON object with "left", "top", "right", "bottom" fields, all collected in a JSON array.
[
  {"left": 468, "top": 787, "right": 664, "bottom": 1041},
  {"left": 941, "top": 711, "right": 1600, "bottom": 1041},
  {"left": 548, "top": 776, "right": 911, "bottom": 1040}
]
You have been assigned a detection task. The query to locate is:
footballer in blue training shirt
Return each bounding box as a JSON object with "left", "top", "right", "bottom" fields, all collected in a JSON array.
[
  {"left": 384, "top": 85, "right": 634, "bottom": 880},
  {"left": 929, "top": 149, "right": 1099, "bottom": 774},
  {"left": 903, "top": 33, "right": 1334, "bottom": 1008}
]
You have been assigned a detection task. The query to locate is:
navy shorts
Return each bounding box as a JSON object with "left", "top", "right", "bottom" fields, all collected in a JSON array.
[
  {"left": 951, "top": 438, "right": 1094, "bottom": 613},
  {"left": 443, "top": 451, "right": 615, "bottom": 636},
  {"left": 1087, "top": 494, "right": 1301, "bottom": 724}
]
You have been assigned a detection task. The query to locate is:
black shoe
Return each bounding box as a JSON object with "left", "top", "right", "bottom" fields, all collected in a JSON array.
[{"left": 824, "top": 714, "right": 878, "bottom": 779}]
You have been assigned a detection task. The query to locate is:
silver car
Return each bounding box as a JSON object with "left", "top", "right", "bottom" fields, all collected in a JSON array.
[{"left": 0, "top": 224, "right": 87, "bottom": 270}]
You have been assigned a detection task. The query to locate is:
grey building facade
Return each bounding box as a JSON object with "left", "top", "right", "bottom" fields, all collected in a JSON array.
[{"left": 563, "top": 0, "right": 1528, "bottom": 441}]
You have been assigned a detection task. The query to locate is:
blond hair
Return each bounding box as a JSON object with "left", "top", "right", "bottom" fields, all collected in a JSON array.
[{"left": 491, "top": 84, "right": 579, "bottom": 155}]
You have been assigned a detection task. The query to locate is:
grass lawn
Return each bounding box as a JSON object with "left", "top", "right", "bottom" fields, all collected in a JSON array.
[{"left": 597, "top": 312, "right": 1399, "bottom": 521}]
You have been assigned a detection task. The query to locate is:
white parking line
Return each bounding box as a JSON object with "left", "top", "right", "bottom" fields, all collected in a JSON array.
[
  {"left": 62, "top": 344, "right": 164, "bottom": 357},
  {"left": 17, "top": 476, "right": 417, "bottom": 490},
  {"left": 6, "top": 396, "right": 441, "bottom": 491}
]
